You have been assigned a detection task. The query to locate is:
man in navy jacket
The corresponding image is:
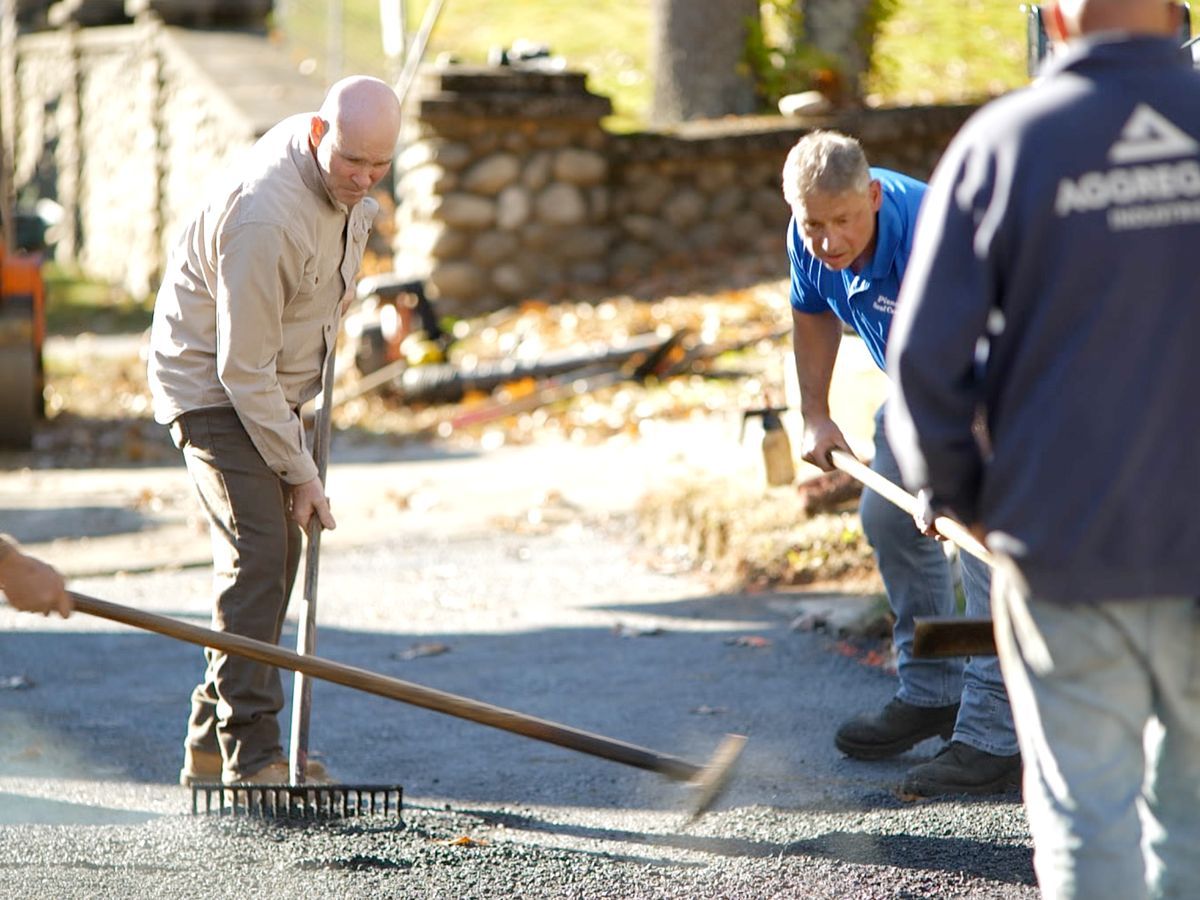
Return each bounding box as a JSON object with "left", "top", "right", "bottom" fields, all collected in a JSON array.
[{"left": 888, "top": 1, "right": 1200, "bottom": 895}]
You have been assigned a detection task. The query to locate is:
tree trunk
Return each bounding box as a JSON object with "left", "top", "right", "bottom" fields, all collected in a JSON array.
[
  {"left": 801, "top": 0, "right": 878, "bottom": 100},
  {"left": 650, "top": 0, "right": 759, "bottom": 125}
]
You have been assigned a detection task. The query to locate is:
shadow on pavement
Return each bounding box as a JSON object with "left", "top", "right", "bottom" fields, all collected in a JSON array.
[
  {"left": 462, "top": 806, "right": 1036, "bottom": 886},
  {"left": 0, "top": 607, "right": 933, "bottom": 811},
  {"left": 0, "top": 792, "right": 161, "bottom": 826}
]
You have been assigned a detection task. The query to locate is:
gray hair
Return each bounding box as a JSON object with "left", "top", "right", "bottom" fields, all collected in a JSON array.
[{"left": 781, "top": 130, "right": 871, "bottom": 208}]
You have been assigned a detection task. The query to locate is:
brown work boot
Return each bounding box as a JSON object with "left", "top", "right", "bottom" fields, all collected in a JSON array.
[
  {"left": 179, "top": 747, "right": 223, "bottom": 786},
  {"left": 899, "top": 740, "right": 1022, "bottom": 799},
  {"left": 834, "top": 698, "right": 959, "bottom": 760},
  {"left": 225, "top": 757, "right": 334, "bottom": 785}
]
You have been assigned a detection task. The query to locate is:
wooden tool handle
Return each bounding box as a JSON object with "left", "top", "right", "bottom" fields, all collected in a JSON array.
[
  {"left": 828, "top": 450, "right": 999, "bottom": 657},
  {"left": 912, "top": 616, "right": 997, "bottom": 658},
  {"left": 69, "top": 591, "right": 707, "bottom": 783},
  {"left": 290, "top": 348, "right": 337, "bottom": 784},
  {"left": 828, "top": 449, "right": 995, "bottom": 567}
]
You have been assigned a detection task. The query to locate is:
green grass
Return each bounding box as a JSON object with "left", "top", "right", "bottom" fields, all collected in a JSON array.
[
  {"left": 866, "top": 0, "right": 1029, "bottom": 105},
  {"left": 279, "top": 0, "right": 651, "bottom": 128},
  {"left": 42, "top": 262, "right": 151, "bottom": 336},
  {"left": 868, "top": 3, "right": 1199, "bottom": 104},
  {"left": 46, "top": 1, "right": 1200, "bottom": 328},
  {"left": 279, "top": 0, "right": 1200, "bottom": 125}
]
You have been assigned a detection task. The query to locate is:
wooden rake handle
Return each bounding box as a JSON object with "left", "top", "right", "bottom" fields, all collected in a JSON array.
[
  {"left": 828, "top": 449, "right": 998, "bottom": 657},
  {"left": 68, "top": 591, "right": 744, "bottom": 813},
  {"left": 828, "top": 449, "right": 995, "bottom": 567},
  {"left": 290, "top": 348, "right": 337, "bottom": 783}
]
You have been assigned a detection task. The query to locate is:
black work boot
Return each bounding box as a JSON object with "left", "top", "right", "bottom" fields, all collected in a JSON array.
[
  {"left": 834, "top": 698, "right": 959, "bottom": 760},
  {"left": 899, "top": 740, "right": 1022, "bottom": 799}
]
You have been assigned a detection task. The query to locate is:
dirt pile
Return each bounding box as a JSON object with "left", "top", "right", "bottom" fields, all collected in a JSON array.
[{"left": 635, "top": 467, "right": 881, "bottom": 594}]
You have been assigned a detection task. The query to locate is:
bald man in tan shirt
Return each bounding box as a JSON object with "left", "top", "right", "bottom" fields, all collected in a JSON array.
[{"left": 148, "top": 76, "right": 401, "bottom": 786}]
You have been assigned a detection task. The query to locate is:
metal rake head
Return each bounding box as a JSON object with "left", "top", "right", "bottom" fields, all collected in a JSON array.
[{"left": 191, "top": 783, "right": 403, "bottom": 820}]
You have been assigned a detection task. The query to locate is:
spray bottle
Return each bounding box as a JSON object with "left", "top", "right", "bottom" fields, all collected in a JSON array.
[{"left": 742, "top": 406, "right": 796, "bottom": 487}]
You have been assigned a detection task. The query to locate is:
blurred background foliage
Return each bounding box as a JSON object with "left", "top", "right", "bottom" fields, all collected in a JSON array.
[{"left": 272, "top": 0, "right": 1051, "bottom": 127}]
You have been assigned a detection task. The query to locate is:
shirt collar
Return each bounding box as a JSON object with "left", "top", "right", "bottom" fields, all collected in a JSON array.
[
  {"left": 861, "top": 188, "right": 902, "bottom": 281},
  {"left": 1038, "top": 33, "right": 1187, "bottom": 80},
  {"left": 289, "top": 123, "right": 348, "bottom": 214}
]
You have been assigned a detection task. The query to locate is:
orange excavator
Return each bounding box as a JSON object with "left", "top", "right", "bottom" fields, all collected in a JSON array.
[
  {"left": 0, "top": 236, "right": 45, "bottom": 449},
  {"left": 1, "top": 69, "right": 46, "bottom": 450}
]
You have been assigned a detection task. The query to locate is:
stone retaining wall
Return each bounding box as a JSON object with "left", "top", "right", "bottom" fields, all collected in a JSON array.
[
  {"left": 397, "top": 65, "right": 980, "bottom": 317},
  {"left": 11, "top": 29, "right": 979, "bottom": 305},
  {"left": 10, "top": 20, "right": 321, "bottom": 298}
]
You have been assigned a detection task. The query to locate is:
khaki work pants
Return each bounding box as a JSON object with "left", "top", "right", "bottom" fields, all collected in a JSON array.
[{"left": 171, "top": 406, "right": 303, "bottom": 780}]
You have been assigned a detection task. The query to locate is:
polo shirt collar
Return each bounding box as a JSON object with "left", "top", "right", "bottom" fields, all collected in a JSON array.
[{"left": 861, "top": 189, "right": 902, "bottom": 281}]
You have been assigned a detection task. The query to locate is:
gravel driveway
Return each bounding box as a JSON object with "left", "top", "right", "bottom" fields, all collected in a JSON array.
[{"left": 0, "top": 414, "right": 1037, "bottom": 899}]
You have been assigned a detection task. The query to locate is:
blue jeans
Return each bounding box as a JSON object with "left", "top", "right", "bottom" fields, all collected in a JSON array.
[
  {"left": 994, "top": 562, "right": 1200, "bottom": 900},
  {"left": 861, "top": 405, "right": 1016, "bottom": 756}
]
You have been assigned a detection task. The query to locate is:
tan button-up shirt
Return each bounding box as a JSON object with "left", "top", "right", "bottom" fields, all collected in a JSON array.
[{"left": 148, "top": 115, "right": 378, "bottom": 485}]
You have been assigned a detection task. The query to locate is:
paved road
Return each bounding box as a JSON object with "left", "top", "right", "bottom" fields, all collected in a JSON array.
[{"left": 0, "top": 405, "right": 1036, "bottom": 898}]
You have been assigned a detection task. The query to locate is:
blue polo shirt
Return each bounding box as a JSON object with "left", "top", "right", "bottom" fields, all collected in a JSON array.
[{"left": 787, "top": 167, "right": 927, "bottom": 371}]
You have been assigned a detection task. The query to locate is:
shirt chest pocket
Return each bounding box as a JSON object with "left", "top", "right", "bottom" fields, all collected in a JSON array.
[{"left": 288, "top": 259, "right": 340, "bottom": 324}]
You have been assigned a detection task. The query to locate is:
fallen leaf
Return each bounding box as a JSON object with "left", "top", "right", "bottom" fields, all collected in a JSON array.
[
  {"left": 612, "top": 623, "right": 665, "bottom": 639},
  {"left": 384, "top": 489, "right": 411, "bottom": 510},
  {"left": 724, "top": 635, "right": 772, "bottom": 649},
  {"left": 439, "top": 835, "right": 488, "bottom": 847},
  {"left": 394, "top": 642, "right": 451, "bottom": 661},
  {"left": 789, "top": 613, "right": 826, "bottom": 633},
  {"left": 832, "top": 639, "right": 895, "bottom": 672}
]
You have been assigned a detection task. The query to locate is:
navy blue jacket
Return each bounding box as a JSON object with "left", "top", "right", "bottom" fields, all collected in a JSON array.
[{"left": 887, "top": 35, "right": 1200, "bottom": 603}]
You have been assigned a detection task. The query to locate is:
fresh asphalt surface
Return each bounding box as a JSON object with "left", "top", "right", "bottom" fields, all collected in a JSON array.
[{"left": 0, "top": 415, "right": 1037, "bottom": 899}]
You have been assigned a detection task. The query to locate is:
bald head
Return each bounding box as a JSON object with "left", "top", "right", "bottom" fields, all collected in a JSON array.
[
  {"left": 1047, "top": 0, "right": 1181, "bottom": 41},
  {"left": 309, "top": 76, "right": 402, "bottom": 208},
  {"left": 318, "top": 76, "right": 403, "bottom": 139}
]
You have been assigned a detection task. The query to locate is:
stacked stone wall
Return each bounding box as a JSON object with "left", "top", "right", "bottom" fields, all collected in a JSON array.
[
  {"left": 608, "top": 131, "right": 793, "bottom": 281},
  {"left": 395, "top": 65, "right": 980, "bottom": 317},
  {"left": 12, "top": 21, "right": 307, "bottom": 298},
  {"left": 11, "top": 33, "right": 980, "bottom": 306},
  {"left": 73, "top": 27, "right": 162, "bottom": 294},
  {"left": 394, "top": 67, "right": 616, "bottom": 315}
]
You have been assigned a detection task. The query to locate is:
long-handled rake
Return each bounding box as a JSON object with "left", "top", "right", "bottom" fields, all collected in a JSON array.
[
  {"left": 68, "top": 591, "right": 746, "bottom": 822},
  {"left": 828, "top": 449, "right": 998, "bottom": 658},
  {"left": 289, "top": 350, "right": 337, "bottom": 787}
]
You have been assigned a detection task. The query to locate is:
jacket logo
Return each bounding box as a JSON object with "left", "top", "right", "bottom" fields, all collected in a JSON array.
[
  {"left": 1054, "top": 104, "right": 1200, "bottom": 228},
  {"left": 1108, "top": 103, "right": 1199, "bottom": 164}
]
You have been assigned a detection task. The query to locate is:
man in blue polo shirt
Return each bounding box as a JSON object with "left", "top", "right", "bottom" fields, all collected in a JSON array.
[{"left": 782, "top": 130, "right": 1018, "bottom": 797}]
